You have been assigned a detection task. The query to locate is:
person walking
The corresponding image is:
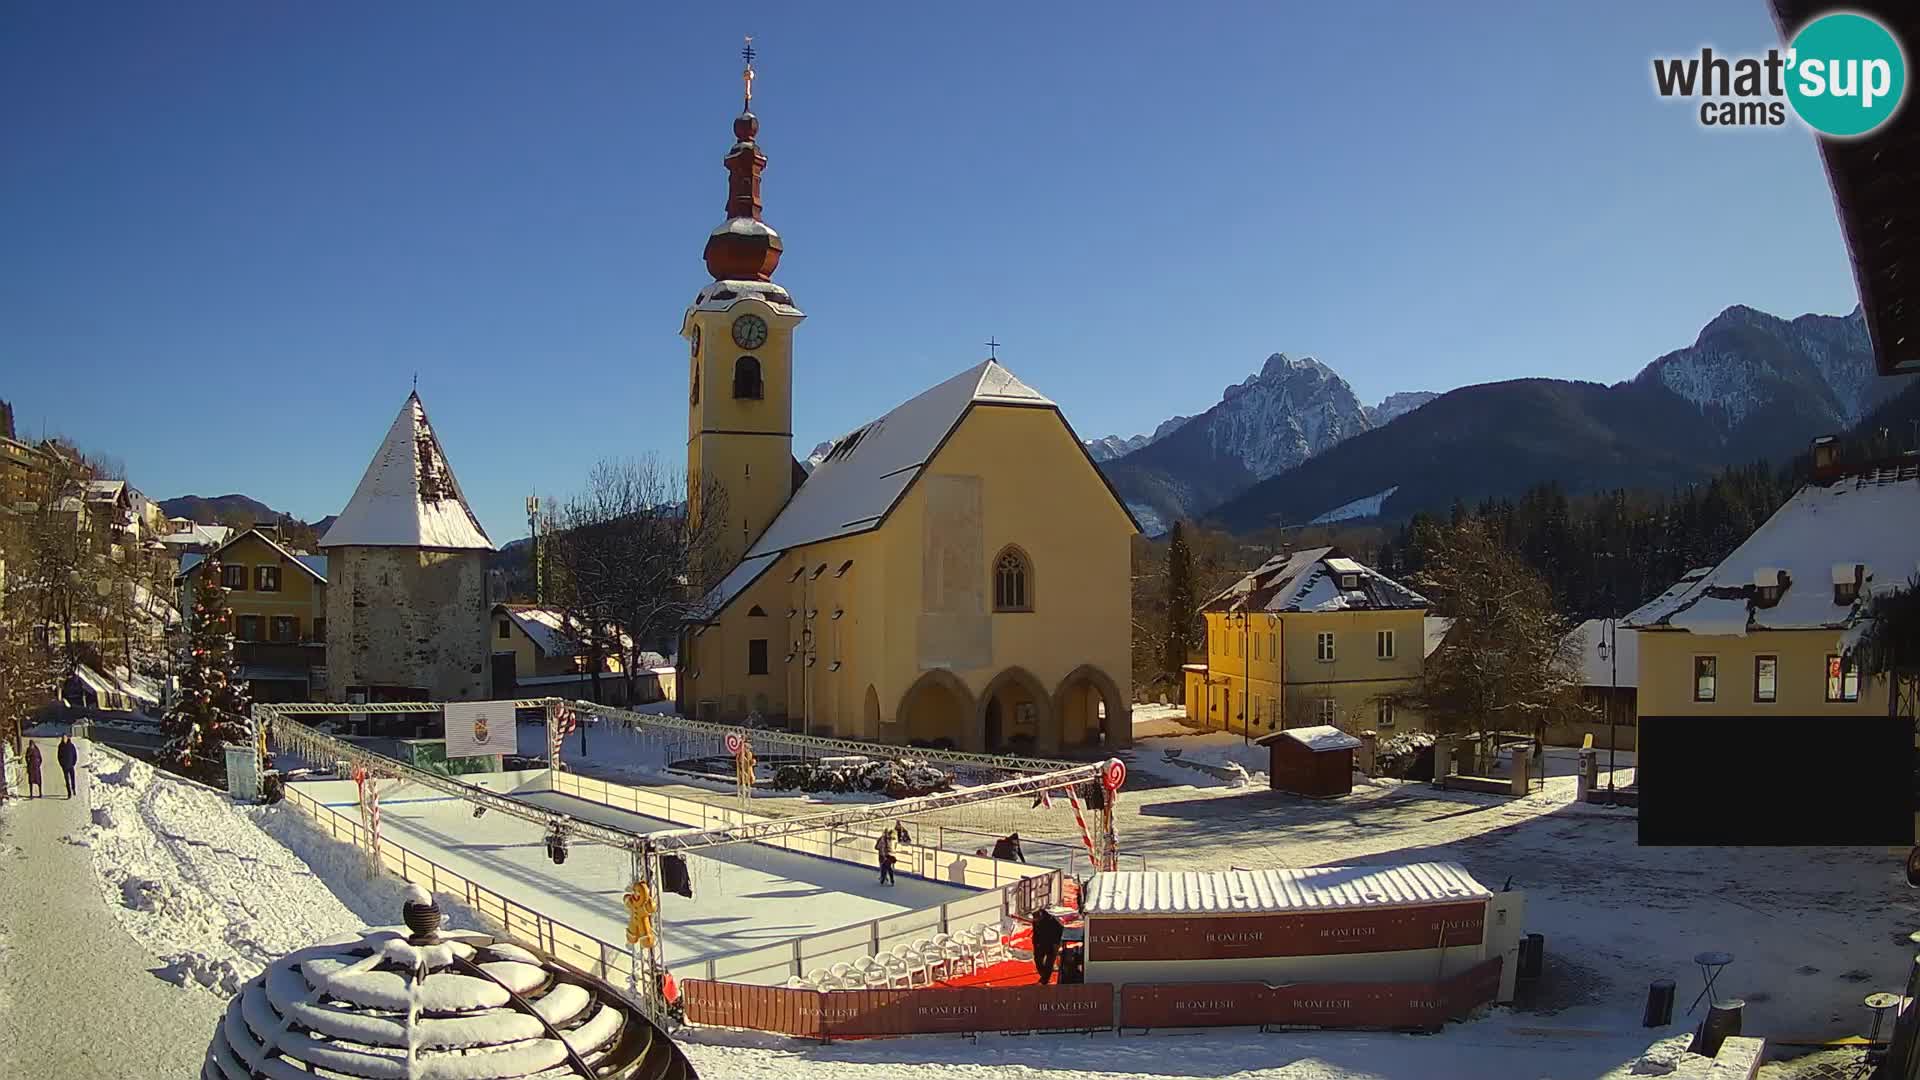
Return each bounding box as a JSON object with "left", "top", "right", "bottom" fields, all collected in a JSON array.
[
  {"left": 1031, "top": 906, "right": 1065, "bottom": 985},
  {"left": 876, "top": 827, "right": 897, "bottom": 886},
  {"left": 24, "top": 741, "right": 44, "bottom": 798},
  {"left": 57, "top": 736, "right": 78, "bottom": 798}
]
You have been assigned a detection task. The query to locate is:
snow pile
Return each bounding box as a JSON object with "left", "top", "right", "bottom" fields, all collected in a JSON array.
[
  {"left": 1131, "top": 731, "right": 1270, "bottom": 788},
  {"left": 77, "top": 749, "right": 488, "bottom": 999}
]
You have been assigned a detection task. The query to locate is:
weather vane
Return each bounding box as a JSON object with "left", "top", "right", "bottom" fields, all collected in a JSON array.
[{"left": 742, "top": 36, "right": 756, "bottom": 108}]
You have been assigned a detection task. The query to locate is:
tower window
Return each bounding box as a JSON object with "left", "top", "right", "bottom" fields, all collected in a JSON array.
[
  {"left": 733, "top": 356, "right": 763, "bottom": 399},
  {"left": 993, "top": 546, "right": 1032, "bottom": 612}
]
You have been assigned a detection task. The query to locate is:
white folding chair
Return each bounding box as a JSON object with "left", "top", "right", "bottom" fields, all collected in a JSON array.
[
  {"left": 890, "top": 943, "right": 929, "bottom": 987},
  {"left": 971, "top": 925, "right": 1009, "bottom": 966},
  {"left": 912, "top": 938, "right": 950, "bottom": 982},
  {"left": 876, "top": 951, "right": 912, "bottom": 988},
  {"left": 804, "top": 967, "right": 832, "bottom": 989},
  {"left": 827, "top": 962, "right": 855, "bottom": 989},
  {"left": 934, "top": 933, "right": 974, "bottom": 976},
  {"left": 858, "top": 956, "right": 892, "bottom": 989}
]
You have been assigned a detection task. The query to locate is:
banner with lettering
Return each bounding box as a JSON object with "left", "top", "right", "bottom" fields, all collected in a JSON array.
[{"left": 1085, "top": 900, "right": 1487, "bottom": 962}]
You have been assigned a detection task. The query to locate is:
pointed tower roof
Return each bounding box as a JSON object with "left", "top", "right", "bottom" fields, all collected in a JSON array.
[{"left": 319, "top": 392, "right": 495, "bottom": 551}]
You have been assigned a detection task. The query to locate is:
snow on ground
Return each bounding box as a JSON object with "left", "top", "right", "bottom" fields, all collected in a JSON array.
[{"left": 75, "top": 746, "right": 490, "bottom": 998}]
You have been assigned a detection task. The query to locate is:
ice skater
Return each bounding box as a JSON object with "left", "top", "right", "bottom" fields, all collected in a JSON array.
[
  {"left": 24, "top": 741, "right": 44, "bottom": 798},
  {"left": 57, "top": 736, "right": 78, "bottom": 798},
  {"left": 876, "top": 827, "right": 897, "bottom": 886}
]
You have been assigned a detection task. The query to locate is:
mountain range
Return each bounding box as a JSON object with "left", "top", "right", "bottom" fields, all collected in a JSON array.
[{"left": 1093, "top": 304, "right": 1908, "bottom": 535}]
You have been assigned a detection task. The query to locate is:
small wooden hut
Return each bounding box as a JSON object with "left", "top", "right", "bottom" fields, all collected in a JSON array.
[{"left": 1258, "top": 725, "right": 1361, "bottom": 798}]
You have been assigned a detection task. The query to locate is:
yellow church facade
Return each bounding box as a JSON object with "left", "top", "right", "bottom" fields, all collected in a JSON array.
[{"left": 674, "top": 53, "right": 1136, "bottom": 754}]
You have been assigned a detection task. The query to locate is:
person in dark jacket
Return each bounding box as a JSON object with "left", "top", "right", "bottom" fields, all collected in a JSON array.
[
  {"left": 1030, "top": 907, "right": 1065, "bottom": 985},
  {"left": 876, "top": 828, "right": 896, "bottom": 885},
  {"left": 56, "top": 736, "right": 78, "bottom": 798},
  {"left": 24, "top": 741, "right": 44, "bottom": 798}
]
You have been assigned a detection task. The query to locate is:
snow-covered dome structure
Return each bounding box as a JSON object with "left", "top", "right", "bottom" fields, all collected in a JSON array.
[{"left": 203, "top": 887, "right": 695, "bottom": 1079}]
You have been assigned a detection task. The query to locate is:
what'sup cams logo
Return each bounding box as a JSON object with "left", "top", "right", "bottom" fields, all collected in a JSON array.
[{"left": 1653, "top": 11, "right": 1906, "bottom": 137}]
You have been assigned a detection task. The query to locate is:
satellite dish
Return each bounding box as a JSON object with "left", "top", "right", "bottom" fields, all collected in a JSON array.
[{"left": 1906, "top": 846, "right": 1920, "bottom": 889}]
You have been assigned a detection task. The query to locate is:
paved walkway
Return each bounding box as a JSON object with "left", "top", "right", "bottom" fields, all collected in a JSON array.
[{"left": 0, "top": 738, "right": 223, "bottom": 1079}]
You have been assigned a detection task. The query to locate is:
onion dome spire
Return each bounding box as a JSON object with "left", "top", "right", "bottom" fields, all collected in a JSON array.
[{"left": 703, "top": 36, "right": 783, "bottom": 282}]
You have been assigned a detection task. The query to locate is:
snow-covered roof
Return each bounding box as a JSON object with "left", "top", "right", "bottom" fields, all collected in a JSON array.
[
  {"left": 1083, "top": 861, "right": 1491, "bottom": 917},
  {"left": 696, "top": 551, "right": 781, "bottom": 619},
  {"left": 1259, "top": 724, "right": 1363, "bottom": 752},
  {"left": 84, "top": 479, "right": 126, "bottom": 501},
  {"left": 1205, "top": 548, "right": 1428, "bottom": 614},
  {"left": 205, "top": 917, "right": 669, "bottom": 1079},
  {"left": 497, "top": 605, "right": 634, "bottom": 657},
  {"left": 743, "top": 360, "right": 1053, "bottom": 560},
  {"left": 710, "top": 217, "right": 780, "bottom": 240},
  {"left": 1624, "top": 461, "right": 1920, "bottom": 636},
  {"left": 319, "top": 392, "right": 495, "bottom": 551},
  {"left": 1562, "top": 619, "right": 1639, "bottom": 688},
  {"left": 160, "top": 522, "right": 232, "bottom": 547},
  {"left": 179, "top": 529, "right": 328, "bottom": 584},
  {"left": 1424, "top": 616, "right": 1453, "bottom": 658},
  {"left": 688, "top": 278, "right": 802, "bottom": 317}
]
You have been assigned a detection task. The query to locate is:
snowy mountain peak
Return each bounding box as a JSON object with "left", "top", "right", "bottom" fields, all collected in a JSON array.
[
  {"left": 1638, "top": 304, "right": 1895, "bottom": 432},
  {"left": 1365, "top": 391, "right": 1439, "bottom": 427},
  {"left": 1084, "top": 415, "right": 1194, "bottom": 462}
]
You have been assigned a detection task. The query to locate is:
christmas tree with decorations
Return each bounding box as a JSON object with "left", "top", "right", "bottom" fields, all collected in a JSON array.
[{"left": 162, "top": 555, "right": 254, "bottom": 782}]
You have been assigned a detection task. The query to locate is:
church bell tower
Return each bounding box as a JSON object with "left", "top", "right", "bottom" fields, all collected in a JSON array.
[{"left": 684, "top": 37, "right": 805, "bottom": 567}]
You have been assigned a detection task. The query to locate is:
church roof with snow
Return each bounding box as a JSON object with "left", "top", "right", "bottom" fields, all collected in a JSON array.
[
  {"left": 319, "top": 393, "right": 495, "bottom": 552},
  {"left": 697, "top": 359, "right": 1135, "bottom": 616},
  {"left": 1203, "top": 547, "right": 1429, "bottom": 614},
  {"left": 1624, "top": 457, "right": 1920, "bottom": 635}
]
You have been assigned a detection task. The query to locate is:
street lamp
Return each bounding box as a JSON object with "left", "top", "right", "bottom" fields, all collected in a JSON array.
[{"left": 1596, "top": 617, "right": 1619, "bottom": 806}]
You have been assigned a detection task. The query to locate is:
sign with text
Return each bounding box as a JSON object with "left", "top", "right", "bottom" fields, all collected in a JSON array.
[
  {"left": 443, "top": 701, "right": 512, "bottom": 759},
  {"left": 1086, "top": 900, "right": 1486, "bottom": 962}
]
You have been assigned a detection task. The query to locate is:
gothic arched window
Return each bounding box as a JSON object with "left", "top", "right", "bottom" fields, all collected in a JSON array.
[
  {"left": 733, "top": 356, "right": 763, "bottom": 400},
  {"left": 993, "top": 546, "right": 1032, "bottom": 612}
]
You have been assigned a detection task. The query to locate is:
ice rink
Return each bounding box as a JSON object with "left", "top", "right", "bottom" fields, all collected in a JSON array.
[{"left": 294, "top": 778, "right": 981, "bottom": 970}]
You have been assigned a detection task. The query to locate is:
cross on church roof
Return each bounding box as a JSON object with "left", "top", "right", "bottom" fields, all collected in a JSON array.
[{"left": 986, "top": 337, "right": 1001, "bottom": 360}]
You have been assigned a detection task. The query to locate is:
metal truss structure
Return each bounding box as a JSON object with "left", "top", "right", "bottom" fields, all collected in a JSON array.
[{"left": 572, "top": 700, "right": 1081, "bottom": 774}]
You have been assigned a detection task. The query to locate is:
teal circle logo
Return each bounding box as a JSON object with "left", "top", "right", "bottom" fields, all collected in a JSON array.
[{"left": 1786, "top": 12, "right": 1906, "bottom": 137}]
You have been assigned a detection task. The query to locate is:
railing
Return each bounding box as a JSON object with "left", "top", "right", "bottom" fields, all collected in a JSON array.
[
  {"left": 278, "top": 782, "right": 645, "bottom": 990},
  {"left": 270, "top": 742, "right": 1060, "bottom": 989},
  {"left": 550, "top": 769, "right": 1061, "bottom": 985}
]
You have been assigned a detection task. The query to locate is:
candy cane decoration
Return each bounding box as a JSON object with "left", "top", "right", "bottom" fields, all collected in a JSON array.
[
  {"left": 367, "top": 776, "right": 384, "bottom": 867},
  {"left": 1100, "top": 759, "right": 1126, "bottom": 872},
  {"left": 1064, "top": 786, "right": 1100, "bottom": 866}
]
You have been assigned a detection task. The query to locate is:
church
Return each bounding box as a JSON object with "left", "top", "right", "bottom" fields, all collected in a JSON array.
[{"left": 675, "top": 49, "right": 1137, "bottom": 754}]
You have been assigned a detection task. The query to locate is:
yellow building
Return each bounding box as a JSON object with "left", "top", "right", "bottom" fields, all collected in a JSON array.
[
  {"left": 1184, "top": 548, "right": 1435, "bottom": 737},
  {"left": 1624, "top": 456, "right": 1919, "bottom": 720},
  {"left": 675, "top": 57, "right": 1137, "bottom": 753},
  {"left": 179, "top": 528, "right": 329, "bottom": 702}
]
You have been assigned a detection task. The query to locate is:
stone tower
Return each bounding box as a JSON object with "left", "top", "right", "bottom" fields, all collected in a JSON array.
[
  {"left": 682, "top": 41, "right": 806, "bottom": 567},
  {"left": 319, "top": 392, "right": 496, "bottom": 703}
]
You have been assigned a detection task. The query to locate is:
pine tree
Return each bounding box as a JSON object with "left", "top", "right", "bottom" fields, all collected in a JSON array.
[
  {"left": 1163, "top": 521, "right": 1196, "bottom": 694},
  {"left": 162, "top": 556, "right": 253, "bottom": 782}
]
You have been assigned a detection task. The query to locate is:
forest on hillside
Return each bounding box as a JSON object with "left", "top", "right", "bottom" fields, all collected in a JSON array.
[{"left": 1130, "top": 380, "right": 1920, "bottom": 697}]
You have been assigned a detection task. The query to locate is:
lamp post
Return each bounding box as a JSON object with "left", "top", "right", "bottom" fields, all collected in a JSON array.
[{"left": 1596, "top": 616, "right": 1618, "bottom": 806}]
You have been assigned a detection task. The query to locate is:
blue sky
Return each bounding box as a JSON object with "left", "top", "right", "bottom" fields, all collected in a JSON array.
[{"left": 0, "top": 2, "right": 1862, "bottom": 541}]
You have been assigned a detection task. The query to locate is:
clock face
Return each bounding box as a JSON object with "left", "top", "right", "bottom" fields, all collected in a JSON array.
[
  {"left": 690, "top": 326, "right": 701, "bottom": 357},
  {"left": 732, "top": 314, "right": 769, "bottom": 350}
]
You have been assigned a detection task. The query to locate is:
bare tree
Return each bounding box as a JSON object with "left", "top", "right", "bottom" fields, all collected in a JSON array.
[
  {"left": 1392, "top": 518, "right": 1588, "bottom": 747},
  {"left": 543, "top": 457, "right": 732, "bottom": 707}
]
